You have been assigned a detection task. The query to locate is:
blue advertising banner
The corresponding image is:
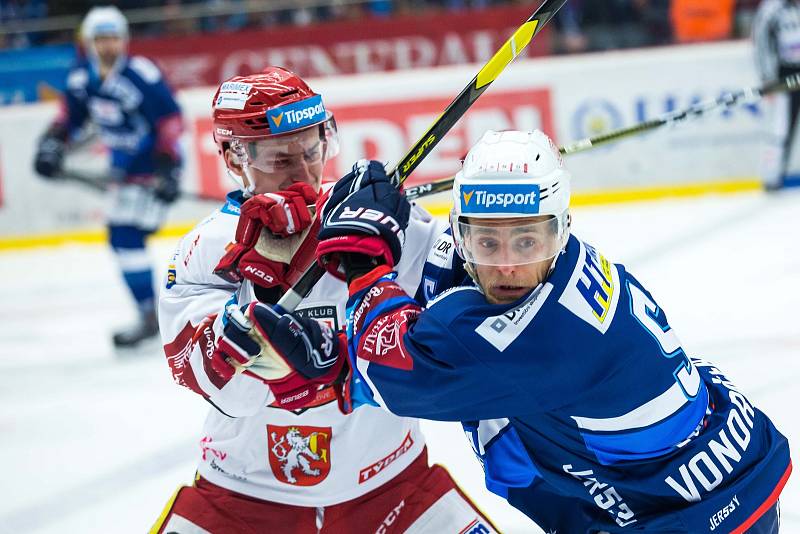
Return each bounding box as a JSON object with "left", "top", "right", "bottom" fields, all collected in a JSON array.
[{"left": 0, "top": 44, "right": 76, "bottom": 105}]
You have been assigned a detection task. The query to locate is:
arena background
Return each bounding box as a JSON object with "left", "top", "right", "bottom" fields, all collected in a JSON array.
[{"left": 0, "top": 2, "right": 798, "bottom": 532}]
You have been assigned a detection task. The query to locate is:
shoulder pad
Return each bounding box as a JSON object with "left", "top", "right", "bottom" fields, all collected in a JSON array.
[
  {"left": 128, "top": 56, "right": 162, "bottom": 84},
  {"left": 66, "top": 68, "right": 89, "bottom": 91}
]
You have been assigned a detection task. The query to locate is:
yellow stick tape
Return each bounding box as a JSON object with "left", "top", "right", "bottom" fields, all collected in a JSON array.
[{"left": 476, "top": 20, "right": 538, "bottom": 89}]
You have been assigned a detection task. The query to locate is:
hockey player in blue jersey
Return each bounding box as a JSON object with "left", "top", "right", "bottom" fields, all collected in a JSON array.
[
  {"left": 238, "top": 129, "right": 792, "bottom": 532},
  {"left": 33, "top": 6, "right": 184, "bottom": 347}
]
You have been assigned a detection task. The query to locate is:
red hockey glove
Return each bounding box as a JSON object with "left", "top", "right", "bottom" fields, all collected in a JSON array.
[{"left": 214, "top": 182, "right": 317, "bottom": 285}]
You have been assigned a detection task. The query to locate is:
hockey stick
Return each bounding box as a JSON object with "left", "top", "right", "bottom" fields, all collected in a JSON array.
[
  {"left": 277, "top": 0, "right": 568, "bottom": 312},
  {"left": 402, "top": 72, "right": 800, "bottom": 201},
  {"left": 56, "top": 168, "right": 221, "bottom": 202},
  {"left": 58, "top": 169, "right": 109, "bottom": 193}
]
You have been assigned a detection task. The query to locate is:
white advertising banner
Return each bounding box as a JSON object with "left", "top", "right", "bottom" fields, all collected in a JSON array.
[{"left": 0, "top": 41, "right": 784, "bottom": 240}]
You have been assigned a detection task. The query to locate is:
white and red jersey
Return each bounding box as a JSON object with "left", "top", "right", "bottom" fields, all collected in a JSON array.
[{"left": 158, "top": 191, "right": 445, "bottom": 507}]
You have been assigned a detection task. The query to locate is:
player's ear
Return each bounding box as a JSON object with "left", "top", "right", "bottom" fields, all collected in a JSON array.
[{"left": 224, "top": 148, "right": 243, "bottom": 176}]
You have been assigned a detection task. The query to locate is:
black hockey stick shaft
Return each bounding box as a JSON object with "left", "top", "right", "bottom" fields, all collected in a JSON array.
[
  {"left": 277, "top": 0, "right": 568, "bottom": 312},
  {"left": 58, "top": 169, "right": 108, "bottom": 193},
  {"left": 402, "top": 72, "right": 800, "bottom": 202}
]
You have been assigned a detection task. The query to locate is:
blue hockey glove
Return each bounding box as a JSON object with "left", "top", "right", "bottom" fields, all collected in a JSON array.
[
  {"left": 33, "top": 125, "right": 68, "bottom": 179},
  {"left": 317, "top": 159, "right": 410, "bottom": 281},
  {"left": 153, "top": 153, "right": 181, "bottom": 203},
  {"left": 211, "top": 302, "right": 345, "bottom": 409}
]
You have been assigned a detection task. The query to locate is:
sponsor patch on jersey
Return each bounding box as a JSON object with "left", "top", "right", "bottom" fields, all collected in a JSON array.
[
  {"left": 294, "top": 304, "right": 338, "bottom": 330},
  {"left": 460, "top": 183, "right": 540, "bottom": 215},
  {"left": 267, "top": 425, "right": 331, "bottom": 486},
  {"left": 428, "top": 233, "right": 455, "bottom": 268},
  {"left": 266, "top": 94, "right": 326, "bottom": 134},
  {"left": 165, "top": 264, "right": 177, "bottom": 289},
  {"left": 214, "top": 82, "right": 253, "bottom": 110},
  {"left": 558, "top": 241, "right": 620, "bottom": 334},
  {"left": 199, "top": 436, "right": 227, "bottom": 462},
  {"left": 359, "top": 431, "right": 415, "bottom": 483},
  {"left": 475, "top": 283, "right": 553, "bottom": 351}
]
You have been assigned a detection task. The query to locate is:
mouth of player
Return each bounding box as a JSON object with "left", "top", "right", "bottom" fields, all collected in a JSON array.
[{"left": 491, "top": 284, "right": 531, "bottom": 300}]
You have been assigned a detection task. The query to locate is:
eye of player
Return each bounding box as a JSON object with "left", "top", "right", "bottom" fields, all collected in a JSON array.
[{"left": 513, "top": 235, "right": 539, "bottom": 254}]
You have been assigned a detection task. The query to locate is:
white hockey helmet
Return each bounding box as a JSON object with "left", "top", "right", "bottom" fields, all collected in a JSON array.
[
  {"left": 80, "top": 6, "right": 129, "bottom": 45},
  {"left": 450, "top": 129, "right": 571, "bottom": 267}
]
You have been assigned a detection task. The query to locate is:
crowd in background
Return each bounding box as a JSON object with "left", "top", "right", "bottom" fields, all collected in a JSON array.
[{"left": 0, "top": 0, "right": 766, "bottom": 52}]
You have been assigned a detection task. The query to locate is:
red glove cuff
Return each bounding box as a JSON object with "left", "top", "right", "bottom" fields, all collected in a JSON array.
[
  {"left": 265, "top": 336, "right": 346, "bottom": 411},
  {"left": 316, "top": 236, "right": 394, "bottom": 281}
]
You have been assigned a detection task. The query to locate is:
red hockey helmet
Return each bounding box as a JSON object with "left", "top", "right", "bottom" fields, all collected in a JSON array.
[{"left": 211, "top": 66, "right": 339, "bottom": 194}]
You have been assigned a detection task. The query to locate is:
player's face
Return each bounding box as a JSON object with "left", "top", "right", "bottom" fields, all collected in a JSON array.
[
  {"left": 245, "top": 127, "right": 325, "bottom": 195},
  {"left": 92, "top": 35, "right": 125, "bottom": 67},
  {"left": 466, "top": 216, "right": 555, "bottom": 305}
]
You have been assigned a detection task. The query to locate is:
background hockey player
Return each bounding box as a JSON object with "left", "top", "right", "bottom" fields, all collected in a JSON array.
[
  {"left": 32, "top": 6, "right": 184, "bottom": 347},
  {"left": 153, "top": 66, "right": 497, "bottom": 533},
  {"left": 753, "top": 0, "right": 800, "bottom": 190},
  {"left": 254, "top": 129, "right": 792, "bottom": 532}
]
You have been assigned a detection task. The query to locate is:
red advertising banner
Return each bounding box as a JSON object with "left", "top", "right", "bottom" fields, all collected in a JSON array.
[
  {"left": 130, "top": 4, "right": 552, "bottom": 90},
  {"left": 192, "top": 86, "right": 554, "bottom": 199}
]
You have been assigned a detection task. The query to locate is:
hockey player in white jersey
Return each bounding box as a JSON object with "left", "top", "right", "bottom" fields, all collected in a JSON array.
[
  {"left": 753, "top": 0, "right": 800, "bottom": 190},
  {"left": 153, "top": 67, "right": 497, "bottom": 533}
]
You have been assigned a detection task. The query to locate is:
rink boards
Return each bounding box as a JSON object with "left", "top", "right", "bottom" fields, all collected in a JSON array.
[{"left": 0, "top": 40, "right": 797, "bottom": 245}]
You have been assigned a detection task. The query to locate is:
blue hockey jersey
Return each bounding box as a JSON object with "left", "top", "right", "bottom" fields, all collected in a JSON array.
[
  {"left": 59, "top": 55, "right": 181, "bottom": 178},
  {"left": 344, "top": 233, "right": 791, "bottom": 533}
]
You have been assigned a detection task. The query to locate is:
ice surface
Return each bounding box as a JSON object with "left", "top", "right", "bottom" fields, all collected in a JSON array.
[{"left": 1, "top": 189, "right": 798, "bottom": 533}]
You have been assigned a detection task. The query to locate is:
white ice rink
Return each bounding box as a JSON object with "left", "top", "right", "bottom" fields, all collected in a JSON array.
[{"left": 1, "top": 189, "right": 798, "bottom": 533}]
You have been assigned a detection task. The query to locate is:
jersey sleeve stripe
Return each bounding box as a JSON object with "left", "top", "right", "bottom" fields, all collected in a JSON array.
[
  {"left": 580, "top": 386, "right": 709, "bottom": 465},
  {"left": 571, "top": 380, "right": 706, "bottom": 432}
]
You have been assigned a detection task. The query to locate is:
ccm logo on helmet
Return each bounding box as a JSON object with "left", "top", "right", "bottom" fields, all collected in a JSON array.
[
  {"left": 461, "top": 184, "right": 541, "bottom": 215},
  {"left": 267, "top": 94, "right": 327, "bottom": 134}
]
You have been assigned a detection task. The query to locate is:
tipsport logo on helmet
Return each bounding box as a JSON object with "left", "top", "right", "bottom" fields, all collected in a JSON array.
[
  {"left": 460, "top": 184, "right": 541, "bottom": 215},
  {"left": 267, "top": 95, "right": 327, "bottom": 134}
]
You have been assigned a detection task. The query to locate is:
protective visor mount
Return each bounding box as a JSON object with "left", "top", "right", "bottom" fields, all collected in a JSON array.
[{"left": 456, "top": 216, "right": 565, "bottom": 267}]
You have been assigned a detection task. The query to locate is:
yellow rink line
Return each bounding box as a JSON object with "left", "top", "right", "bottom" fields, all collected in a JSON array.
[{"left": 0, "top": 178, "right": 763, "bottom": 252}]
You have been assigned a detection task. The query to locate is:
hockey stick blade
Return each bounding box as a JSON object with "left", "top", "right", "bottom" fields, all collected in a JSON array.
[
  {"left": 278, "top": 0, "right": 568, "bottom": 313},
  {"left": 402, "top": 72, "right": 800, "bottom": 202}
]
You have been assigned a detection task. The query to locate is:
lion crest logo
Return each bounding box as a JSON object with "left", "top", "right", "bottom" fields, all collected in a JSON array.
[{"left": 267, "top": 425, "right": 331, "bottom": 485}]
